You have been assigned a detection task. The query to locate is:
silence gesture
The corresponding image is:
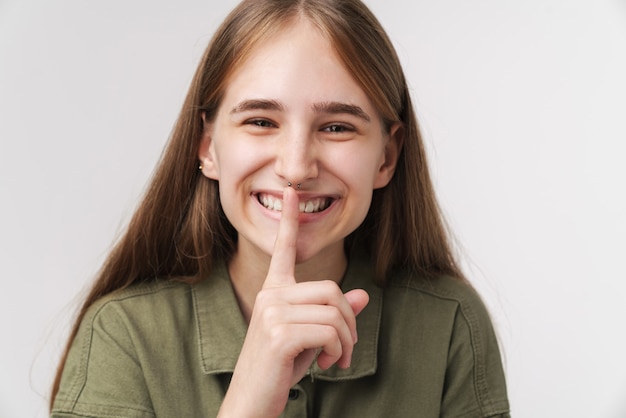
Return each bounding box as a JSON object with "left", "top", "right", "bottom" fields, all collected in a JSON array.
[{"left": 218, "top": 187, "right": 369, "bottom": 418}]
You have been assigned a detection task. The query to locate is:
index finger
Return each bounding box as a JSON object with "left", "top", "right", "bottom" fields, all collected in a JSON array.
[{"left": 264, "top": 186, "right": 299, "bottom": 288}]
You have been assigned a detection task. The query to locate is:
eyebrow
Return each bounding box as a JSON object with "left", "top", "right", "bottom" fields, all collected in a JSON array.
[
  {"left": 230, "top": 99, "right": 371, "bottom": 122},
  {"left": 312, "top": 101, "right": 371, "bottom": 122},
  {"left": 230, "top": 99, "right": 284, "bottom": 114}
]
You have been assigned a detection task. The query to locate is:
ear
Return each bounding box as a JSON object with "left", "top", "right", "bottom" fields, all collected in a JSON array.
[
  {"left": 373, "top": 123, "right": 403, "bottom": 189},
  {"left": 198, "top": 113, "right": 220, "bottom": 180}
]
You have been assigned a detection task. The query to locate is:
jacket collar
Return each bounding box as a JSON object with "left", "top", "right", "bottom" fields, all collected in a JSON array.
[{"left": 192, "top": 255, "right": 382, "bottom": 381}]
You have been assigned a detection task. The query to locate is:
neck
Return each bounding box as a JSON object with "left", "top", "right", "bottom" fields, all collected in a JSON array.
[{"left": 228, "top": 240, "right": 348, "bottom": 323}]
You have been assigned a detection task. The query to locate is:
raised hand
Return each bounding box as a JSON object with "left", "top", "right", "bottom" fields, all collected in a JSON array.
[{"left": 217, "top": 187, "right": 369, "bottom": 418}]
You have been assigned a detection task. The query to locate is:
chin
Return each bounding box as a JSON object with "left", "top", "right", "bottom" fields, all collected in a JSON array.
[
  {"left": 294, "top": 249, "right": 317, "bottom": 265},
  {"left": 294, "top": 237, "right": 343, "bottom": 266}
]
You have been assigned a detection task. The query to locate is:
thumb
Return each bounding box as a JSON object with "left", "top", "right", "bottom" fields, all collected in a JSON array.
[{"left": 344, "top": 289, "right": 370, "bottom": 317}]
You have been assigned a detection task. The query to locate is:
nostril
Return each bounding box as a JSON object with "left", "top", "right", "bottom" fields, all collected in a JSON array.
[{"left": 273, "top": 148, "right": 319, "bottom": 184}]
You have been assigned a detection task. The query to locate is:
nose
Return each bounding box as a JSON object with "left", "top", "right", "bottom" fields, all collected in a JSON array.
[{"left": 273, "top": 127, "right": 318, "bottom": 186}]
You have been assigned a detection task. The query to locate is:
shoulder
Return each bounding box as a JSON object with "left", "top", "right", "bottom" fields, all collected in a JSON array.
[
  {"left": 384, "top": 271, "right": 494, "bottom": 332},
  {"left": 82, "top": 279, "right": 195, "bottom": 329},
  {"left": 90, "top": 279, "right": 192, "bottom": 311},
  {"left": 384, "top": 269, "right": 502, "bottom": 365},
  {"left": 388, "top": 270, "right": 483, "bottom": 306},
  {"left": 382, "top": 271, "right": 510, "bottom": 417},
  {"left": 75, "top": 279, "right": 198, "bottom": 356},
  {"left": 53, "top": 280, "right": 197, "bottom": 416}
]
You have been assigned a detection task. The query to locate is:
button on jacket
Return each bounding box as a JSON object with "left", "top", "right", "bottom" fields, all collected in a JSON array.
[{"left": 52, "top": 255, "right": 510, "bottom": 417}]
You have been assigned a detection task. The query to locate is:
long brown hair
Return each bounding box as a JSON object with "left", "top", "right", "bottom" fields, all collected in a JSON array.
[{"left": 50, "top": 0, "right": 464, "bottom": 407}]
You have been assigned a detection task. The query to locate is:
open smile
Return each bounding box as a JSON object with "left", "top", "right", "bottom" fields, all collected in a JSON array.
[{"left": 257, "top": 193, "right": 333, "bottom": 213}]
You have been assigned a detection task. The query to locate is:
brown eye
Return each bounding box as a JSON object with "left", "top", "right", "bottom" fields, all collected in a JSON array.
[
  {"left": 247, "top": 119, "right": 276, "bottom": 128},
  {"left": 322, "top": 124, "right": 354, "bottom": 133}
]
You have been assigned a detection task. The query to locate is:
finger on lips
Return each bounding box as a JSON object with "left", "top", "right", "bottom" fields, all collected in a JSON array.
[
  {"left": 260, "top": 185, "right": 358, "bottom": 369},
  {"left": 264, "top": 186, "right": 299, "bottom": 289}
]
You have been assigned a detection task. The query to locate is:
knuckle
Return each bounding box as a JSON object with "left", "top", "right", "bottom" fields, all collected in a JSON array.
[
  {"left": 268, "top": 323, "right": 290, "bottom": 347},
  {"left": 321, "top": 325, "right": 339, "bottom": 342},
  {"left": 319, "top": 280, "right": 343, "bottom": 301},
  {"left": 321, "top": 279, "right": 340, "bottom": 292},
  {"left": 260, "top": 304, "right": 281, "bottom": 324},
  {"left": 255, "top": 288, "right": 274, "bottom": 306},
  {"left": 329, "top": 307, "right": 343, "bottom": 324}
]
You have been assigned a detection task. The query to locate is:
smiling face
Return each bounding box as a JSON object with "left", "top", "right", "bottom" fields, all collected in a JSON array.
[{"left": 199, "top": 17, "right": 401, "bottom": 271}]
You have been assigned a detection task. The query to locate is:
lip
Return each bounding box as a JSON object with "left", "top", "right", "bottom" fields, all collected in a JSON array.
[{"left": 252, "top": 191, "right": 339, "bottom": 222}]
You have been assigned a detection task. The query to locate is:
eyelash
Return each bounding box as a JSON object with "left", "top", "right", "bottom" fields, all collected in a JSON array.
[
  {"left": 246, "top": 118, "right": 276, "bottom": 128},
  {"left": 244, "top": 119, "right": 355, "bottom": 134},
  {"left": 322, "top": 124, "right": 354, "bottom": 133}
]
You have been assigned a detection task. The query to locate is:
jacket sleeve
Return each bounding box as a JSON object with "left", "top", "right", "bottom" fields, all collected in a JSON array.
[{"left": 52, "top": 300, "right": 156, "bottom": 418}]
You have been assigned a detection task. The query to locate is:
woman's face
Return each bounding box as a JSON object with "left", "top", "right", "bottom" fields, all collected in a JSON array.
[{"left": 199, "top": 18, "right": 400, "bottom": 265}]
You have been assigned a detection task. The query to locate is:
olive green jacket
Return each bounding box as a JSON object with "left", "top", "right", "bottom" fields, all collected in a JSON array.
[{"left": 52, "top": 256, "right": 510, "bottom": 417}]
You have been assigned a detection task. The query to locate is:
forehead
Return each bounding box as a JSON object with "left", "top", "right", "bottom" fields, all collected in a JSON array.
[{"left": 219, "top": 19, "right": 375, "bottom": 113}]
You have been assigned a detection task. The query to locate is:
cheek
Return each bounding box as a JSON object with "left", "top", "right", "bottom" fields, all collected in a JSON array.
[
  {"left": 212, "top": 140, "right": 271, "bottom": 219},
  {"left": 331, "top": 146, "right": 384, "bottom": 188},
  {"left": 331, "top": 152, "right": 378, "bottom": 214},
  {"left": 213, "top": 140, "right": 267, "bottom": 180}
]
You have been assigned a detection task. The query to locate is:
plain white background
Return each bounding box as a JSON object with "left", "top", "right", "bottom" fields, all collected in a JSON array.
[{"left": 1, "top": 0, "right": 625, "bottom": 416}]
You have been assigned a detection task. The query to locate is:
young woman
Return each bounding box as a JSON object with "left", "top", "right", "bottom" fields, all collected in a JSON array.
[{"left": 50, "top": 1, "right": 510, "bottom": 417}]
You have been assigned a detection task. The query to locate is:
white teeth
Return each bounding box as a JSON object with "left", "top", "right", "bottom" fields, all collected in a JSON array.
[{"left": 259, "top": 194, "right": 329, "bottom": 213}]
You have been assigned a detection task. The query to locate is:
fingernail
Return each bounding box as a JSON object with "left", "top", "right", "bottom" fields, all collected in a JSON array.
[{"left": 342, "top": 356, "right": 352, "bottom": 369}]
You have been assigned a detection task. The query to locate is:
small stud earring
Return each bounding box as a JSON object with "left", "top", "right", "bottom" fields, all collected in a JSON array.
[{"left": 199, "top": 164, "right": 203, "bottom": 170}]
